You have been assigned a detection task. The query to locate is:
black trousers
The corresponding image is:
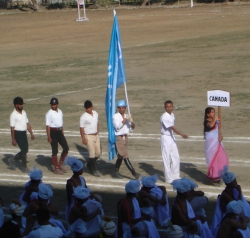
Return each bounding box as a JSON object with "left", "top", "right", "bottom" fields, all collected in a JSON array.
[
  {"left": 14, "top": 130, "right": 28, "bottom": 166},
  {"left": 50, "top": 130, "right": 69, "bottom": 156}
]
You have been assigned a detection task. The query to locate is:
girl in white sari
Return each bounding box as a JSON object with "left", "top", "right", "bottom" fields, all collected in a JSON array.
[{"left": 203, "top": 107, "right": 229, "bottom": 186}]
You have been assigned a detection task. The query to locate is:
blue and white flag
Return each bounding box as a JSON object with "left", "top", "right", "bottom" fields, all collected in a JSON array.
[{"left": 105, "top": 10, "right": 127, "bottom": 161}]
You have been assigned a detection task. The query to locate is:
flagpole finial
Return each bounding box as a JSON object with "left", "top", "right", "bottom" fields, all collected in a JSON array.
[{"left": 113, "top": 9, "right": 116, "bottom": 16}]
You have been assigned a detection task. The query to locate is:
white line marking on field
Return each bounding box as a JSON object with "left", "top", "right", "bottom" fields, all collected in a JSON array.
[
  {"left": 0, "top": 148, "right": 90, "bottom": 156},
  {"left": 0, "top": 129, "right": 249, "bottom": 139},
  {"left": 25, "top": 85, "right": 105, "bottom": 102},
  {"left": 0, "top": 147, "right": 249, "bottom": 166},
  {"left": 134, "top": 41, "right": 166, "bottom": 47},
  {"left": 17, "top": 71, "right": 28, "bottom": 75},
  {"left": 0, "top": 129, "right": 249, "bottom": 143},
  {"left": 0, "top": 178, "right": 123, "bottom": 189},
  {"left": 1, "top": 172, "right": 250, "bottom": 193},
  {"left": 1, "top": 173, "right": 249, "bottom": 191},
  {"left": 1, "top": 176, "right": 250, "bottom": 198}
]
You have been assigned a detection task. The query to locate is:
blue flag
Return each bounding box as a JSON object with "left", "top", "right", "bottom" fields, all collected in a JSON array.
[{"left": 105, "top": 11, "right": 127, "bottom": 161}]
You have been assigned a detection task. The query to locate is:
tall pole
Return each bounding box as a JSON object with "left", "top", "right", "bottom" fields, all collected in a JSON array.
[{"left": 124, "top": 82, "right": 130, "bottom": 115}]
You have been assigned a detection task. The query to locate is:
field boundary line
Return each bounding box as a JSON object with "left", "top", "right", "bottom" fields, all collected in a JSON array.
[
  {"left": 24, "top": 85, "right": 105, "bottom": 102},
  {"left": 0, "top": 129, "right": 249, "bottom": 143}
]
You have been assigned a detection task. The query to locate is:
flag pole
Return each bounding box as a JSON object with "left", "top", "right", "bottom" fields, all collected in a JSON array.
[
  {"left": 124, "top": 82, "right": 130, "bottom": 115},
  {"left": 105, "top": 9, "right": 128, "bottom": 161},
  {"left": 114, "top": 8, "right": 130, "bottom": 115}
]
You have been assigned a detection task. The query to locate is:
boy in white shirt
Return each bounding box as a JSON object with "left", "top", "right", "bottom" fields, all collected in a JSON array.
[{"left": 160, "top": 100, "right": 188, "bottom": 184}]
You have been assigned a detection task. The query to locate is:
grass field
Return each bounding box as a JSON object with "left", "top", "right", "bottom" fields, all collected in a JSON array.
[{"left": 0, "top": 2, "right": 250, "bottom": 227}]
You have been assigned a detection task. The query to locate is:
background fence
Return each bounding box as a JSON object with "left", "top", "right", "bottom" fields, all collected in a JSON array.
[{"left": 0, "top": 0, "right": 247, "bottom": 11}]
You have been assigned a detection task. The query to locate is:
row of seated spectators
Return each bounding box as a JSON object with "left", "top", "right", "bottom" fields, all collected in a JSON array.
[{"left": 0, "top": 156, "right": 250, "bottom": 238}]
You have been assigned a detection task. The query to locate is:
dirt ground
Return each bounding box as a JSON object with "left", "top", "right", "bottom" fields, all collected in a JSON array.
[{"left": 0, "top": 2, "right": 250, "bottom": 229}]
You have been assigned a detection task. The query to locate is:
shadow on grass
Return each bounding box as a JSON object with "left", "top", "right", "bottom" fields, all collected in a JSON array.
[
  {"left": 138, "top": 162, "right": 165, "bottom": 182},
  {"left": 2, "top": 153, "right": 30, "bottom": 173},
  {"left": 35, "top": 154, "right": 53, "bottom": 172},
  {"left": 74, "top": 143, "right": 89, "bottom": 161},
  {"left": 2, "top": 154, "right": 13, "bottom": 167},
  {"left": 180, "top": 162, "right": 211, "bottom": 186},
  {"left": 74, "top": 143, "right": 124, "bottom": 178}
]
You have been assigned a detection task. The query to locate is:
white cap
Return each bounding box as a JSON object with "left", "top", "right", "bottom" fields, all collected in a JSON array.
[
  {"left": 64, "top": 156, "right": 84, "bottom": 172},
  {"left": 171, "top": 178, "right": 191, "bottom": 193},
  {"left": 141, "top": 174, "right": 158, "bottom": 188},
  {"left": 73, "top": 186, "right": 91, "bottom": 199},
  {"left": 166, "top": 225, "right": 183, "bottom": 238},
  {"left": 38, "top": 183, "right": 53, "bottom": 199},
  {"left": 9, "top": 202, "right": 24, "bottom": 216},
  {"left": 29, "top": 166, "right": 43, "bottom": 180},
  {"left": 125, "top": 180, "right": 141, "bottom": 193},
  {"left": 100, "top": 218, "right": 116, "bottom": 235}
]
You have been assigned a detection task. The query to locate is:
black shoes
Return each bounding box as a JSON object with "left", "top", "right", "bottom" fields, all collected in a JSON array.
[
  {"left": 21, "top": 167, "right": 30, "bottom": 173},
  {"left": 115, "top": 169, "right": 124, "bottom": 179},
  {"left": 93, "top": 170, "right": 101, "bottom": 177},
  {"left": 8, "top": 157, "right": 16, "bottom": 170},
  {"left": 133, "top": 172, "right": 141, "bottom": 180},
  {"left": 87, "top": 162, "right": 93, "bottom": 174},
  {"left": 114, "top": 158, "right": 141, "bottom": 179},
  {"left": 87, "top": 159, "right": 101, "bottom": 177},
  {"left": 211, "top": 180, "right": 221, "bottom": 187},
  {"left": 124, "top": 158, "right": 141, "bottom": 180},
  {"left": 9, "top": 157, "right": 30, "bottom": 173},
  {"left": 114, "top": 158, "right": 124, "bottom": 179}
]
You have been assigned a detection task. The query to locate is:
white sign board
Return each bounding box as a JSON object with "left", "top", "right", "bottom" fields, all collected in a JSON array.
[{"left": 207, "top": 90, "right": 230, "bottom": 107}]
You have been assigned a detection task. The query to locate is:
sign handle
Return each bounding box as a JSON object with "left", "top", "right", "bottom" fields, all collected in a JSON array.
[
  {"left": 218, "top": 106, "right": 221, "bottom": 120},
  {"left": 218, "top": 106, "right": 222, "bottom": 140}
]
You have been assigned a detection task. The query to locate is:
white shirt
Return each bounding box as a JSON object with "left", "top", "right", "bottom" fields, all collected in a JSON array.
[
  {"left": 46, "top": 109, "right": 63, "bottom": 128},
  {"left": 80, "top": 111, "right": 98, "bottom": 134},
  {"left": 112, "top": 112, "right": 132, "bottom": 136},
  {"left": 23, "top": 224, "right": 63, "bottom": 238},
  {"left": 10, "top": 109, "right": 29, "bottom": 131},
  {"left": 160, "top": 112, "right": 175, "bottom": 136}
]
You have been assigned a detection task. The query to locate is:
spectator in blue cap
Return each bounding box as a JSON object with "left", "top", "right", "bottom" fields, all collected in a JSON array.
[{"left": 216, "top": 200, "right": 250, "bottom": 238}]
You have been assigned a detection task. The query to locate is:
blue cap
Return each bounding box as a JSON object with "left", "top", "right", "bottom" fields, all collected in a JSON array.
[
  {"left": 116, "top": 100, "right": 127, "bottom": 108},
  {"left": 226, "top": 200, "right": 243, "bottom": 214}
]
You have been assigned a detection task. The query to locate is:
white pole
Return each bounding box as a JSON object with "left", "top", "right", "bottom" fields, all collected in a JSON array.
[
  {"left": 83, "top": 0, "right": 87, "bottom": 19},
  {"left": 76, "top": 0, "right": 89, "bottom": 22},
  {"left": 124, "top": 82, "right": 131, "bottom": 115},
  {"left": 77, "top": 1, "right": 81, "bottom": 20}
]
